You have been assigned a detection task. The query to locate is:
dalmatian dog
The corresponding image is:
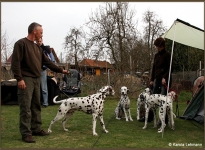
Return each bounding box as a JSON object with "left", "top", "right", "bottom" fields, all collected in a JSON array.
[
  {"left": 114, "top": 86, "right": 133, "bottom": 121},
  {"left": 142, "top": 91, "right": 176, "bottom": 132},
  {"left": 158, "top": 91, "right": 176, "bottom": 133},
  {"left": 47, "top": 85, "right": 115, "bottom": 136},
  {"left": 136, "top": 88, "right": 151, "bottom": 120}
]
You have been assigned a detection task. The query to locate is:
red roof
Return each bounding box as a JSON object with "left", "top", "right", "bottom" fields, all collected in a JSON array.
[{"left": 79, "top": 59, "right": 113, "bottom": 69}]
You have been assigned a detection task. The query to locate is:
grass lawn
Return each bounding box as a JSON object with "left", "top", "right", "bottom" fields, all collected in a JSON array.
[{"left": 0, "top": 91, "right": 204, "bottom": 148}]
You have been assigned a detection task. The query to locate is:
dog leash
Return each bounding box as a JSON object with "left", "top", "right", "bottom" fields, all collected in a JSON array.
[{"left": 129, "top": 87, "right": 146, "bottom": 94}]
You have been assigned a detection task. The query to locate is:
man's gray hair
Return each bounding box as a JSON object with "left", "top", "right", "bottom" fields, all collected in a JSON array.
[{"left": 28, "top": 22, "right": 42, "bottom": 34}]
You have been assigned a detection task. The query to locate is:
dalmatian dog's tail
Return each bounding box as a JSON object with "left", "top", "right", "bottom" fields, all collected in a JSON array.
[
  {"left": 172, "top": 112, "right": 176, "bottom": 118},
  {"left": 53, "top": 96, "right": 66, "bottom": 104}
]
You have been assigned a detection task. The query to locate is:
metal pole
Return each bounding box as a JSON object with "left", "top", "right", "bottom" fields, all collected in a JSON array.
[
  {"left": 108, "top": 69, "right": 110, "bottom": 86},
  {"left": 162, "top": 20, "right": 177, "bottom": 138},
  {"left": 199, "top": 61, "right": 201, "bottom": 76}
]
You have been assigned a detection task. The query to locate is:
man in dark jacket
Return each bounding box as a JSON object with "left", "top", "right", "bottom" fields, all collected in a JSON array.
[{"left": 11, "top": 22, "right": 69, "bottom": 143}]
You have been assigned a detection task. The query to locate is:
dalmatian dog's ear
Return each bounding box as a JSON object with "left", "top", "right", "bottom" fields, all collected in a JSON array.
[{"left": 127, "top": 88, "right": 130, "bottom": 93}]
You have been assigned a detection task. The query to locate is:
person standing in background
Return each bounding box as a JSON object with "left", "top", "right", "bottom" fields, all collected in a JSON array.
[
  {"left": 11, "top": 22, "right": 69, "bottom": 143},
  {"left": 36, "top": 37, "right": 55, "bottom": 107},
  {"left": 149, "top": 37, "right": 172, "bottom": 125},
  {"left": 150, "top": 37, "right": 172, "bottom": 95}
]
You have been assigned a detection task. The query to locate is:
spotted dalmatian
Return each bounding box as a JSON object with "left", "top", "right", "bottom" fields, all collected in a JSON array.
[
  {"left": 114, "top": 86, "right": 133, "bottom": 121},
  {"left": 47, "top": 86, "right": 115, "bottom": 136},
  {"left": 158, "top": 91, "right": 176, "bottom": 133},
  {"left": 142, "top": 91, "right": 176, "bottom": 133},
  {"left": 136, "top": 88, "right": 151, "bottom": 120}
]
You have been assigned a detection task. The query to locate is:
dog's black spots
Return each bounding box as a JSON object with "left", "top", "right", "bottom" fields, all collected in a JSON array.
[
  {"left": 79, "top": 106, "right": 82, "bottom": 109},
  {"left": 82, "top": 101, "right": 84, "bottom": 103},
  {"left": 64, "top": 102, "right": 67, "bottom": 106},
  {"left": 59, "top": 110, "right": 61, "bottom": 112},
  {"left": 100, "top": 101, "right": 103, "bottom": 104},
  {"left": 87, "top": 105, "right": 91, "bottom": 110},
  {"left": 100, "top": 122, "right": 104, "bottom": 126}
]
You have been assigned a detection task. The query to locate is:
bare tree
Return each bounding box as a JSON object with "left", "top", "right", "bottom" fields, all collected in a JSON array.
[
  {"left": 63, "top": 27, "right": 88, "bottom": 70},
  {"left": 1, "top": 31, "right": 13, "bottom": 63},
  {"left": 86, "top": 2, "right": 138, "bottom": 72},
  {"left": 142, "top": 10, "right": 166, "bottom": 72}
]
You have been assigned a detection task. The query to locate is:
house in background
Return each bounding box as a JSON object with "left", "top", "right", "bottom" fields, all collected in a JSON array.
[{"left": 79, "top": 59, "right": 113, "bottom": 76}]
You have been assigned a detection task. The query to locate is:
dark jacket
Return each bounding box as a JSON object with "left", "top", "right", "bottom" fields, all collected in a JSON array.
[
  {"left": 11, "top": 38, "right": 62, "bottom": 81},
  {"left": 40, "top": 44, "right": 54, "bottom": 70},
  {"left": 151, "top": 49, "right": 172, "bottom": 82}
]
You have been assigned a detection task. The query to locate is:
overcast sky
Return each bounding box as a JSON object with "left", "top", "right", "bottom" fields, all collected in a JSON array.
[{"left": 1, "top": 2, "right": 204, "bottom": 59}]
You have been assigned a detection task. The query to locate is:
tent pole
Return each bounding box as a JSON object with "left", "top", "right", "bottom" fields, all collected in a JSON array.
[
  {"left": 162, "top": 20, "right": 177, "bottom": 138},
  {"left": 199, "top": 61, "right": 201, "bottom": 77}
]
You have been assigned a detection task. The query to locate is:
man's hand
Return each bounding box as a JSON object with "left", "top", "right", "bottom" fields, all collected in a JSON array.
[
  {"left": 62, "top": 70, "right": 70, "bottom": 75},
  {"left": 150, "top": 81, "right": 154, "bottom": 86},
  {"left": 162, "top": 78, "right": 166, "bottom": 85},
  {"left": 18, "top": 80, "right": 26, "bottom": 90}
]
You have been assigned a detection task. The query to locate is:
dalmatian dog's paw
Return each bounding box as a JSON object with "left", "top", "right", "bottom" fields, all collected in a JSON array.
[
  {"left": 104, "top": 130, "right": 109, "bottom": 133},
  {"left": 116, "top": 117, "right": 121, "bottom": 120},
  {"left": 48, "top": 129, "right": 52, "bottom": 133},
  {"left": 158, "top": 129, "right": 162, "bottom": 133},
  {"left": 158, "top": 124, "right": 166, "bottom": 133},
  {"left": 130, "top": 118, "right": 133, "bottom": 121},
  {"left": 142, "top": 126, "right": 147, "bottom": 129},
  {"left": 170, "top": 124, "right": 175, "bottom": 130},
  {"left": 64, "top": 129, "right": 68, "bottom": 132},
  {"left": 93, "top": 132, "right": 98, "bottom": 136}
]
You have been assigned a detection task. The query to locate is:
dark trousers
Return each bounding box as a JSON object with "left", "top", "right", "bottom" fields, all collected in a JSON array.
[
  {"left": 18, "top": 77, "right": 42, "bottom": 137},
  {"left": 153, "top": 78, "right": 172, "bottom": 95}
]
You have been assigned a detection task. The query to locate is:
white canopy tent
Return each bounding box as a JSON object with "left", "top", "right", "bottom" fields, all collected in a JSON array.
[
  {"left": 162, "top": 18, "right": 204, "bottom": 50},
  {"left": 161, "top": 18, "right": 204, "bottom": 138}
]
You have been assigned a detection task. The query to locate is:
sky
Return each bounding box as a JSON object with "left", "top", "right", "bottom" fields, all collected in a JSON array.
[{"left": 1, "top": 2, "right": 204, "bottom": 60}]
